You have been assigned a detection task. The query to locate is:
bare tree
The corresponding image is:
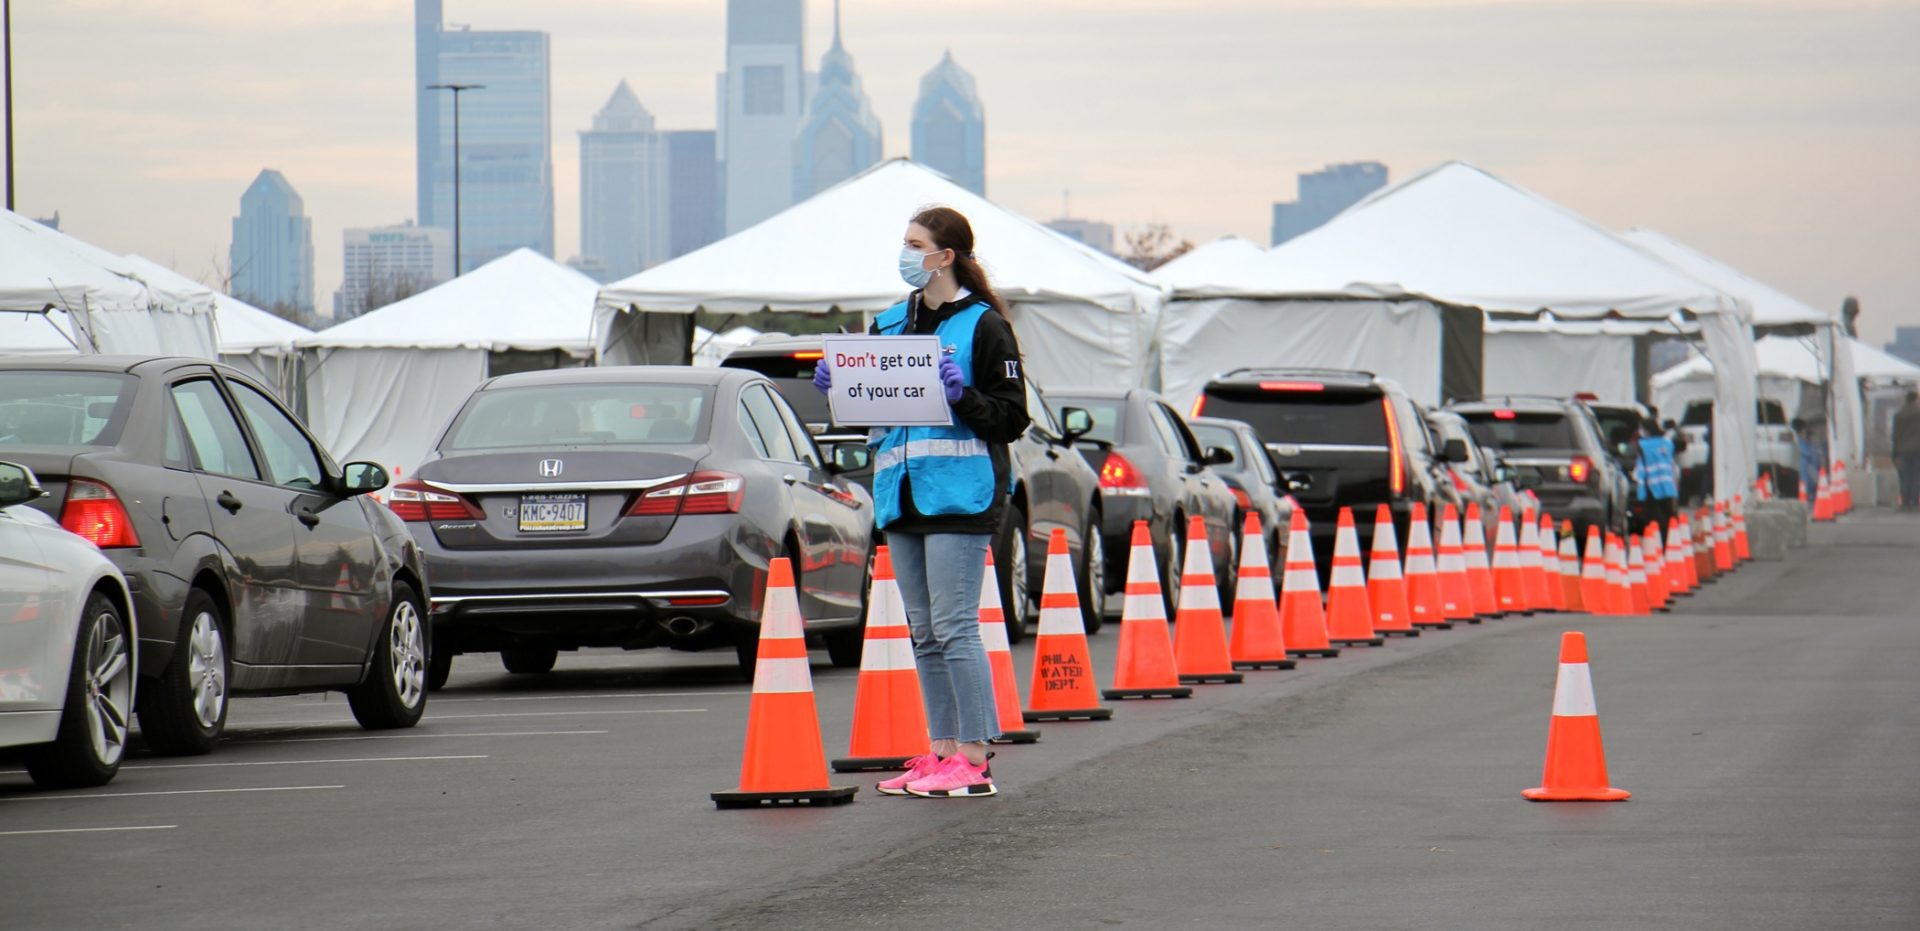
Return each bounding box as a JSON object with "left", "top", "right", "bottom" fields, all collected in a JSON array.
[
  {"left": 1121, "top": 223, "right": 1194, "bottom": 272},
  {"left": 335, "top": 268, "right": 431, "bottom": 324}
]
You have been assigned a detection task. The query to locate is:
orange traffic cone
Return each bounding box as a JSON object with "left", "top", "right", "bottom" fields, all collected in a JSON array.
[
  {"left": 1605, "top": 535, "right": 1633, "bottom": 616},
  {"left": 1523, "top": 631, "right": 1630, "bottom": 802},
  {"left": 1518, "top": 510, "right": 1551, "bottom": 612},
  {"left": 1280, "top": 510, "right": 1341, "bottom": 657},
  {"left": 1173, "top": 515, "right": 1245, "bottom": 683},
  {"left": 1835, "top": 460, "right": 1853, "bottom": 513},
  {"left": 1642, "top": 529, "right": 1669, "bottom": 612},
  {"left": 1732, "top": 495, "right": 1751, "bottom": 561},
  {"left": 713, "top": 558, "right": 858, "bottom": 808},
  {"left": 1462, "top": 503, "right": 1500, "bottom": 618},
  {"left": 1625, "top": 541, "right": 1652, "bottom": 616},
  {"left": 1538, "top": 515, "right": 1567, "bottom": 612},
  {"left": 1491, "top": 506, "right": 1528, "bottom": 615},
  {"left": 1558, "top": 520, "right": 1584, "bottom": 613},
  {"left": 1024, "top": 528, "right": 1114, "bottom": 722},
  {"left": 1580, "top": 526, "right": 1609, "bottom": 615},
  {"left": 1712, "top": 503, "right": 1734, "bottom": 572},
  {"left": 1664, "top": 518, "right": 1693, "bottom": 596},
  {"left": 1812, "top": 469, "right": 1834, "bottom": 521},
  {"left": 1367, "top": 504, "right": 1419, "bottom": 638},
  {"left": 978, "top": 550, "right": 1040, "bottom": 744},
  {"left": 1228, "top": 513, "right": 1296, "bottom": 669},
  {"left": 1404, "top": 503, "right": 1451, "bottom": 630},
  {"left": 1105, "top": 521, "right": 1196, "bottom": 699},
  {"left": 832, "top": 547, "right": 929, "bottom": 772},
  {"left": 1325, "top": 508, "right": 1383, "bottom": 647},
  {"left": 1693, "top": 508, "right": 1718, "bottom": 583},
  {"left": 1435, "top": 505, "right": 1478, "bottom": 624}
]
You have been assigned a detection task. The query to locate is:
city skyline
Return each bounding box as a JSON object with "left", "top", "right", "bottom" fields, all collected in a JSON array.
[
  {"left": 4, "top": 1, "right": 1915, "bottom": 339},
  {"left": 228, "top": 168, "right": 314, "bottom": 316}
]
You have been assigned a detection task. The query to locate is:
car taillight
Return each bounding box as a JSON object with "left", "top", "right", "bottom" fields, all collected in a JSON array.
[
  {"left": 1229, "top": 485, "right": 1252, "bottom": 509},
  {"left": 1567, "top": 456, "right": 1592, "bottom": 485},
  {"left": 1260, "top": 381, "right": 1324, "bottom": 392},
  {"left": 630, "top": 471, "right": 744, "bottom": 516},
  {"left": 1098, "top": 452, "right": 1150, "bottom": 496},
  {"left": 60, "top": 479, "right": 140, "bottom": 548},
  {"left": 1492, "top": 409, "right": 1517, "bottom": 420},
  {"left": 1381, "top": 396, "right": 1405, "bottom": 497},
  {"left": 388, "top": 480, "right": 482, "bottom": 522},
  {"left": 790, "top": 351, "right": 824, "bottom": 361}
]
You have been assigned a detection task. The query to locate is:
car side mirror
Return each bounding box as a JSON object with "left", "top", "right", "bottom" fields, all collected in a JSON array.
[
  {"left": 1204, "top": 445, "right": 1235, "bottom": 466},
  {"left": 341, "top": 461, "right": 390, "bottom": 497},
  {"left": 0, "top": 461, "right": 45, "bottom": 508},
  {"left": 826, "top": 442, "right": 872, "bottom": 475},
  {"left": 1441, "top": 438, "right": 1469, "bottom": 463},
  {"left": 1060, "top": 407, "right": 1093, "bottom": 444},
  {"left": 1615, "top": 442, "right": 1633, "bottom": 458}
]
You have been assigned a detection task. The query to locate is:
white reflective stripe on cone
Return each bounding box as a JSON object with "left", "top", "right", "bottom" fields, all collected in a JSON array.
[
  {"left": 1036, "top": 606, "right": 1084, "bottom": 636},
  {"left": 1330, "top": 563, "right": 1366, "bottom": 587},
  {"left": 1236, "top": 575, "right": 1275, "bottom": 600},
  {"left": 1370, "top": 557, "right": 1403, "bottom": 580},
  {"left": 1127, "top": 545, "right": 1160, "bottom": 584},
  {"left": 859, "top": 637, "right": 918, "bottom": 672},
  {"left": 1405, "top": 553, "right": 1437, "bottom": 574},
  {"left": 753, "top": 657, "right": 815, "bottom": 694},
  {"left": 1123, "top": 592, "right": 1166, "bottom": 620},
  {"left": 1179, "top": 581, "right": 1221, "bottom": 611},
  {"left": 1283, "top": 567, "right": 1321, "bottom": 591},
  {"left": 1551, "top": 663, "right": 1598, "bottom": 716},
  {"left": 979, "top": 620, "right": 1011, "bottom": 653},
  {"left": 868, "top": 585, "right": 910, "bottom": 634}
]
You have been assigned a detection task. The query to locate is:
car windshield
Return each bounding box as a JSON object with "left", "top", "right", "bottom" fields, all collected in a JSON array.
[
  {"left": 721, "top": 354, "right": 835, "bottom": 428},
  {"left": 443, "top": 383, "right": 714, "bottom": 450},
  {"left": 1050, "top": 398, "right": 1124, "bottom": 445},
  {"left": 0, "top": 371, "right": 136, "bottom": 448},
  {"left": 1200, "top": 389, "right": 1388, "bottom": 447},
  {"left": 1459, "top": 411, "right": 1576, "bottom": 451}
]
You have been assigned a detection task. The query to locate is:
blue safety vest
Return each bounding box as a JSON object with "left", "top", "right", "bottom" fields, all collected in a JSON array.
[
  {"left": 869, "top": 298, "right": 996, "bottom": 530},
  {"left": 1635, "top": 435, "right": 1678, "bottom": 501}
]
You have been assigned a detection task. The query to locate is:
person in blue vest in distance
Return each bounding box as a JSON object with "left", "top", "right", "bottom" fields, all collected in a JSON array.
[
  {"left": 1634, "top": 416, "right": 1680, "bottom": 534},
  {"left": 812, "top": 205, "right": 1030, "bottom": 798}
]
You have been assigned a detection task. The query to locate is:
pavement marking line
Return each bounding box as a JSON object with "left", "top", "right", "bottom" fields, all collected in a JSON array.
[
  {"left": 421, "top": 690, "right": 749, "bottom": 705},
  {"left": 123, "top": 754, "right": 487, "bottom": 771},
  {"left": 1, "top": 785, "right": 345, "bottom": 802},
  {"left": 242, "top": 729, "right": 611, "bottom": 744},
  {"left": 0, "top": 825, "right": 179, "bottom": 836},
  {"left": 423, "top": 708, "right": 708, "bottom": 721}
]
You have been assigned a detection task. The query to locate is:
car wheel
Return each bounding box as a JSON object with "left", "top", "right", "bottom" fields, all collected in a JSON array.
[
  {"left": 1218, "top": 516, "right": 1241, "bottom": 602},
  {"left": 998, "top": 506, "right": 1032, "bottom": 643},
  {"left": 427, "top": 647, "right": 453, "bottom": 692},
  {"left": 824, "top": 548, "right": 873, "bottom": 668},
  {"left": 347, "top": 582, "right": 428, "bottom": 730},
  {"left": 734, "top": 638, "right": 758, "bottom": 679},
  {"left": 136, "top": 588, "right": 228, "bottom": 756},
  {"left": 23, "top": 591, "right": 134, "bottom": 789},
  {"left": 1079, "top": 526, "right": 1106, "bottom": 634},
  {"left": 500, "top": 646, "right": 557, "bottom": 675},
  {"left": 1161, "top": 523, "right": 1185, "bottom": 616}
]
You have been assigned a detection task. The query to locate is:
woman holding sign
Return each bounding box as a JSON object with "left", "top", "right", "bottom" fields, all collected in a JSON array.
[{"left": 814, "top": 206, "right": 1030, "bottom": 798}]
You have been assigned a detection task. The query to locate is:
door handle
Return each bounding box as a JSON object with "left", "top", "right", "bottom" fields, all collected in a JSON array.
[
  {"left": 217, "top": 491, "right": 243, "bottom": 513},
  {"left": 297, "top": 507, "right": 321, "bottom": 528}
]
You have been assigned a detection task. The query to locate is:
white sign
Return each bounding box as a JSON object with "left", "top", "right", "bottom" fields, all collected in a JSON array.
[{"left": 821, "top": 334, "right": 954, "bottom": 428}]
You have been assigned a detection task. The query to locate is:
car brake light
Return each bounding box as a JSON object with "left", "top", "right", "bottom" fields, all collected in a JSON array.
[
  {"left": 1574, "top": 392, "right": 1599, "bottom": 401},
  {"left": 1098, "top": 452, "right": 1150, "bottom": 496},
  {"left": 1380, "top": 396, "right": 1405, "bottom": 497},
  {"left": 388, "top": 480, "right": 483, "bottom": 522},
  {"left": 790, "top": 351, "right": 824, "bottom": 360},
  {"left": 631, "top": 471, "right": 744, "bottom": 516},
  {"left": 1568, "top": 455, "right": 1592, "bottom": 484},
  {"left": 1228, "top": 485, "right": 1252, "bottom": 509},
  {"left": 664, "top": 594, "right": 729, "bottom": 607},
  {"left": 1493, "top": 409, "right": 1517, "bottom": 420},
  {"left": 1259, "top": 381, "right": 1324, "bottom": 392},
  {"left": 1190, "top": 395, "right": 1206, "bottom": 418},
  {"left": 60, "top": 479, "right": 140, "bottom": 548}
]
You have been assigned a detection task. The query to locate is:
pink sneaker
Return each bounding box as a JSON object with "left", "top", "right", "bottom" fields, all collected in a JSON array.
[
  {"left": 905, "top": 754, "right": 997, "bottom": 798},
  {"left": 876, "top": 754, "right": 946, "bottom": 796}
]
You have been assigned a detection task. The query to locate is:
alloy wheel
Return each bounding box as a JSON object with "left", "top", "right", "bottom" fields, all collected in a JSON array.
[
  {"left": 1008, "top": 528, "right": 1031, "bottom": 626},
  {"left": 389, "top": 600, "right": 427, "bottom": 710},
  {"left": 1083, "top": 532, "right": 1106, "bottom": 614},
  {"left": 186, "top": 611, "right": 227, "bottom": 730},
  {"left": 85, "top": 607, "right": 133, "bottom": 766}
]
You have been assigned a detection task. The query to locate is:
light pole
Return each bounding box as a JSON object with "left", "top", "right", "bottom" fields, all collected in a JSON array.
[
  {"left": 426, "top": 82, "right": 483, "bottom": 274},
  {"left": 4, "top": 0, "right": 15, "bottom": 211}
]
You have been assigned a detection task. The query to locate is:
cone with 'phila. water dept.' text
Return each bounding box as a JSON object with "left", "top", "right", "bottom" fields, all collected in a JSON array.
[
  {"left": 713, "top": 558, "right": 857, "bottom": 808},
  {"left": 1523, "top": 631, "right": 1630, "bottom": 802},
  {"left": 832, "top": 546, "right": 928, "bottom": 772},
  {"left": 1174, "top": 516, "right": 1246, "bottom": 683},
  {"left": 1325, "top": 508, "right": 1383, "bottom": 646},
  {"left": 1025, "top": 528, "right": 1113, "bottom": 722},
  {"left": 1230, "top": 511, "right": 1298, "bottom": 668},
  {"left": 1280, "top": 510, "right": 1341, "bottom": 657},
  {"left": 1105, "top": 521, "right": 1195, "bottom": 699},
  {"left": 1367, "top": 504, "right": 1419, "bottom": 637},
  {"left": 979, "top": 549, "right": 1041, "bottom": 744}
]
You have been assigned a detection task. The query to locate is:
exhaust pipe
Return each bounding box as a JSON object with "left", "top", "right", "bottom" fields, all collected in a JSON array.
[{"left": 662, "top": 616, "right": 701, "bottom": 637}]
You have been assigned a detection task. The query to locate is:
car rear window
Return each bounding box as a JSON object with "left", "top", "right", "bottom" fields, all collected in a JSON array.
[
  {"left": 1682, "top": 402, "right": 1712, "bottom": 426},
  {"left": 1460, "top": 411, "right": 1576, "bottom": 451},
  {"left": 1588, "top": 407, "right": 1641, "bottom": 445},
  {"left": 720, "top": 354, "right": 834, "bottom": 428},
  {"left": 1050, "top": 398, "right": 1124, "bottom": 445},
  {"left": 0, "top": 371, "right": 136, "bottom": 448},
  {"left": 444, "top": 384, "right": 714, "bottom": 451},
  {"left": 1199, "top": 389, "right": 1388, "bottom": 447}
]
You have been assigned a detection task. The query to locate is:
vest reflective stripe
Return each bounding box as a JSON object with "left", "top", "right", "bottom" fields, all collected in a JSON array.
[{"left": 870, "top": 298, "right": 997, "bottom": 530}]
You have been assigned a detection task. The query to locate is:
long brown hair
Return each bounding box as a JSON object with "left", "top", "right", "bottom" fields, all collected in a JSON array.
[{"left": 911, "top": 206, "right": 1009, "bottom": 318}]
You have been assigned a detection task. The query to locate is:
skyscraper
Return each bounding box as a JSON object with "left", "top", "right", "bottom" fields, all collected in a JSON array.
[
  {"left": 793, "top": 1, "right": 881, "bottom": 201},
  {"left": 415, "top": 0, "right": 554, "bottom": 273},
  {"left": 719, "top": 0, "right": 806, "bottom": 233},
  {"left": 911, "top": 51, "right": 986, "bottom": 196},
  {"left": 665, "top": 130, "right": 720, "bottom": 260},
  {"left": 229, "top": 169, "right": 315, "bottom": 316},
  {"left": 580, "top": 81, "right": 668, "bottom": 282},
  {"left": 1271, "top": 162, "right": 1388, "bottom": 246},
  {"left": 334, "top": 222, "right": 452, "bottom": 320}
]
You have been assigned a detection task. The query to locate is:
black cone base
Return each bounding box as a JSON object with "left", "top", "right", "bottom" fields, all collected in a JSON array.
[
  {"left": 1233, "top": 658, "right": 1298, "bottom": 669},
  {"left": 1178, "top": 672, "right": 1244, "bottom": 684},
  {"left": 1023, "top": 707, "right": 1114, "bottom": 722},
  {"left": 1330, "top": 637, "right": 1385, "bottom": 647},
  {"left": 1286, "top": 647, "right": 1342, "bottom": 658},
  {"left": 1414, "top": 621, "right": 1455, "bottom": 630},
  {"left": 1379, "top": 629, "right": 1421, "bottom": 638},
  {"left": 712, "top": 785, "right": 858, "bottom": 809},
  {"left": 1102, "top": 686, "right": 1194, "bottom": 699},
  {"left": 830, "top": 755, "right": 915, "bottom": 773}
]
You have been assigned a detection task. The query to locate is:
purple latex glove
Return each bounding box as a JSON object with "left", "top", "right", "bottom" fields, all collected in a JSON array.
[
  {"left": 812, "top": 362, "right": 831, "bottom": 393},
  {"left": 939, "top": 355, "right": 965, "bottom": 403}
]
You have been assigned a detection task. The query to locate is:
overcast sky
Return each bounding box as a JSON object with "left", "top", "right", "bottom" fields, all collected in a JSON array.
[{"left": 9, "top": 0, "right": 1918, "bottom": 342}]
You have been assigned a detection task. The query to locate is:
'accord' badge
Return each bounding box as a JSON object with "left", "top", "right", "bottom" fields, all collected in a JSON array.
[{"left": 539, "top": 459, "right": 563, "bottom": 477}]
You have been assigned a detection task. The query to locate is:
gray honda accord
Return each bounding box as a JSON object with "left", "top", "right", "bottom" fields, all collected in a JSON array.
[{"left": 403, "top": 367, "right": 875, "bottom": 683}]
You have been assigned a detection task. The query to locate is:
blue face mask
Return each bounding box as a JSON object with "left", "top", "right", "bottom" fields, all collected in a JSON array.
[{"left": 898, "top": 246, "right": 939, "bottom": 289}]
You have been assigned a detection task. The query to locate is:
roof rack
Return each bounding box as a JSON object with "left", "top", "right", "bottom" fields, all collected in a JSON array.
[
  {"left": 1217, "top": 367, "right": 1376, "bottom": 380},
  {"left": 1455, "top": 393, "right": 1568, "bottom": 405}
]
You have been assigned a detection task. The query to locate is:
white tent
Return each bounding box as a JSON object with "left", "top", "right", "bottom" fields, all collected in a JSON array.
[
  {"left": 121, "top": 255, "right": 312, "bottom": 398},
  {"left": 296, "top": 249, "right": 599, "bottom": 476},
  {"left": 692, "top": 325, "right": 763, "bottom": 367},
  {"left": 1, "top": 209, "right": 219, "bottom": 358},
  {"left": 1155, "top": 162, "right": 1758, "bottom": 498},
  {"left": 1481, "top": 318, "right": 1653, "bottom": 402},
  {"left": 1149, "top": 236, "right": 1267, "bottom": 290},
  {"left": 593, "top": 159, "right": 1165, "bottom": 391},
  {"left": 1655, "top": 335, "right": 1920, "bottom": 405}
]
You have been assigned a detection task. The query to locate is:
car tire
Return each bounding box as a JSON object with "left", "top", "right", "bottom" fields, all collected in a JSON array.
[
  {"left": 1161, "top": 521, "right": 1185, "bottom": 617},
  {"left": 1218, "top": 515, "right": 1240, "bottom": 603},
  {"left": 500, "top": 646, "right": 557, "bottom": 675},
  {"left": 427, "top": 647, "right": 453, "bottom": 692},
  {"left": 1078, "top": 523, "right": 1106, "bottom": 634},
  {"left": 823, "top": 627, "right": 863, "bottom": 668},
  {"left": 733, "top": 638, "right": 758, "bottom": 679},
  {"left": 136, "top": 588, "right": 229, "bottom": 756},
  {"left": 347, "top": 581, "right": 428, "bottom": 730},
  {"left": 997, "top": 505, "right": 1032, "bottom": 643},
  {"left": 22, "top": 591, "right": 134, "bottom": 789}
]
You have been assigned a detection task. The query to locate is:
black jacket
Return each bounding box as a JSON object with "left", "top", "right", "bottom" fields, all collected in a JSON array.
[{"left": 874, "top": 291, "right": 1031, "bottom": 535}]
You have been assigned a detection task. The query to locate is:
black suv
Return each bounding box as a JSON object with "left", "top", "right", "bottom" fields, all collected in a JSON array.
[
  {"left": 721, "top": 335, "right": 1105, "bottom": 639},
  {"left": 1446, "top": 396, "right": 1631, "bottom": 542},
  {"left": 1194, "top": 368, "right": 1456, "bottom": 564}
]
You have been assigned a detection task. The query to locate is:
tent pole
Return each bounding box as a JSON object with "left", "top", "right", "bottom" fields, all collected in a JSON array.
[{"left": 3, "top": 0, "right": 13, "bottom": 211}]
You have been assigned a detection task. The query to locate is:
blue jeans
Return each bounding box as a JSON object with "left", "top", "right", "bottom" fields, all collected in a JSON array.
[
  {"left": 1899, "top": 453, "right": 1920, "bottom": 510},
  {"left": 886, "top": 531, "right": 999, "bottom": 744}
]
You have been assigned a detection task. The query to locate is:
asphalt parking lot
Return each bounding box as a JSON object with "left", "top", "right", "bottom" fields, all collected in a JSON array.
[{"left": 3, "top": 516, "right": 1917, "bottom": 931}]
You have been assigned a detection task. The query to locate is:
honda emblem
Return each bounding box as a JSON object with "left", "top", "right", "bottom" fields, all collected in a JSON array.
[{"left": 539, "top": 459, "right": 563, "bottom": 478}]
